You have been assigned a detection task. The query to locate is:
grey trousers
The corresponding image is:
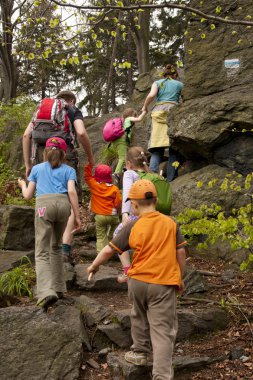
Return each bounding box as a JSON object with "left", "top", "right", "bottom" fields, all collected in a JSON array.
[
  {"left": 128, "top": 278, "right": 178, "bottom": 380},
  {"left": 35, "top": 194, "right": 71, "bottom": 304}
]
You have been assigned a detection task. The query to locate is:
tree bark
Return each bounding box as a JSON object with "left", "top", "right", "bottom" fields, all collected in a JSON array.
[{"left": 102, "top": 24, "right": 120, "bottom": 114}]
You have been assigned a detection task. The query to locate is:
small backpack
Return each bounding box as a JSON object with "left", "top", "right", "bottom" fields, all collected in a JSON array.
[
  {"left": 31, "top": 98, "right": 74, "bottom": 146},
  {"left": 103, "top": 118, "right": 125, "bottom": 142},
  {"left": 137, "top": 171, "right": 173, "bottom": 215}
]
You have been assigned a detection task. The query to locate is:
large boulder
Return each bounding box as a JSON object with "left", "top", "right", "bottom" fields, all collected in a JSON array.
[
  {"left": 170, "top": 164, "right": 249, "bottom": 215},
  {"left": 0, "top": 205, "right": 34, "bottom": 250},
  {"left": 0, "top": 305, "right": 82, "bottom": 380}
]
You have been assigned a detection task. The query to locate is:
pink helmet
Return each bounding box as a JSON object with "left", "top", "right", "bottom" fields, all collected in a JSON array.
[{"left": 94, "top": 164, "right": 112, "bottom": 183}]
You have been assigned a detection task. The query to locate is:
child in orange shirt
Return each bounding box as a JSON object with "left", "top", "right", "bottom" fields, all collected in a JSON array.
[
  {"left": 87, "top": 179, "right": 186, "bottom": 379},
  {"left": 84, "top": 164, "right": 122, "bottom": 253}
]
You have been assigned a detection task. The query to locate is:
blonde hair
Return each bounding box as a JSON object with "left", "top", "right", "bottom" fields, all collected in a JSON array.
[
  {"left": 122, "top": 107, "right": 137, "bottom": 119},
  {"left": 43, "top": 147, "right": 66, "bottom": 168},
  {"left": 126, "top": 146, "right": 149, "bottom": 171}
]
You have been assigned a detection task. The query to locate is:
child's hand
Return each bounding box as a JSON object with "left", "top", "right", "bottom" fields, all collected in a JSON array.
[
  {"left": 178, "top": 280, "right": 185, "bottom": 294},
  {"left": 87, "top": 264, "right": 99, "bottom": 278},
  {"left": 71, "top": 217, "right": 82, "bottom": 234},
  {"left": 18, "top": 178, "right": 26, "bottom": 188},
  {"left": 122, "top": 213, "right": 130, "bottom": 225}
]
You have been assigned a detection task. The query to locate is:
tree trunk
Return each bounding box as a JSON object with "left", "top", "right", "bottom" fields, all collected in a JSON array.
[
  {"left": 102, "top": 25, "right": 120, "bottom": 115},
  {"left": 127, "top": 26, "right": 134, "bottom": 97},
  {"left": 0, "top": 0, "right": 18, "bottom": 102}
]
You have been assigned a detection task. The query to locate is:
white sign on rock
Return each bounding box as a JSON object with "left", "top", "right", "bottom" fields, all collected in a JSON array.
[{"left": 224, "top": 59, "right": 240, "bottom": 76}]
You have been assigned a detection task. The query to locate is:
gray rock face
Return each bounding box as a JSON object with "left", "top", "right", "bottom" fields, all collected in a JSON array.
[
  {"left": 169, "top": 90, "right": 253, "bottom": 165},
  {"left": 183, "top": 1, "right": 253, "bottom": 101},
  {"left": 170, "top": 165, "right": 247, "bottom": 215},
  {"left": 0, "top": 306, "right": 82, "bottom": 380},
  {"left": 0, "top": 205, "right": 34, "bottom": 250}
]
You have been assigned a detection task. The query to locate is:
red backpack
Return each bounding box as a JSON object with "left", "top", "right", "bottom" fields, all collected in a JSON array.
[
  {"left": 102, "top": 118, "right": 125, "bottom": 142},
  {"left": 31, "top": 98, "right": 74, "bottom": 146}
]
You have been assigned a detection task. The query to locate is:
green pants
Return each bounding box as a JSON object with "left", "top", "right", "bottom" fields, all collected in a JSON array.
[
  {"left": 35, "top": 194, "right": 71, "bottom": 304},
  {"left": 95, "top": 214, "right": 120, "bottom": 253},
  {"left": 110, "top": 136, "right": 129, "bottom": 174}
]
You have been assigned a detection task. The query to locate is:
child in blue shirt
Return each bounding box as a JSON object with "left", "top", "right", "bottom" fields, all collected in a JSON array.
[{"left": 18, "top": 137, "right": 81, "bottom": 311}]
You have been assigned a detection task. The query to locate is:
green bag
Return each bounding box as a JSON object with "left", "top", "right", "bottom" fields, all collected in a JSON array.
[{"left": 137, "top": 171, "right": 173, "bottom": 215}]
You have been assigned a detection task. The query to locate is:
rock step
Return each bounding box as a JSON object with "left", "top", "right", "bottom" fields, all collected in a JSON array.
[{"left": 0, "top": 250, "right": 34, "bottom": 274}]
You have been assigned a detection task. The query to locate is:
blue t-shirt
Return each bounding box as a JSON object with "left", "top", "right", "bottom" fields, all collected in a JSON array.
[
  {"left": 155, "top": 78, "right": 183, "bottom": 103},
  {"left": 28, "top": 162, "right": 77, "bottom": 197}
]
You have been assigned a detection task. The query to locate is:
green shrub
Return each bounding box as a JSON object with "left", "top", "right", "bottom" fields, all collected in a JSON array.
[
  {"left": 177, "top": 173, "right": 253, "bottom": 270},
  {"left": 0, "top": 96, "right": 36, "bottom": 133},
  {"left": 0, "top": 159, "right": 34, "bottom": 206},
  {"left": 0, "top": 257, "right": 36, "bottom": 298}
]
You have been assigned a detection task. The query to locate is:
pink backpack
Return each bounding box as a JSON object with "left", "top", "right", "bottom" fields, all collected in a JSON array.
[{"left": 103, "top": 118, "right": 125, "bottom": 142}]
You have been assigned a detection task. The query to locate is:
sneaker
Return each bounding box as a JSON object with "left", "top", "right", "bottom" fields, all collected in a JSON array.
[
  {"left": 38, "top": 295, "right": 58, "bottom": 311},
  {"left": 117, "top": 273, "right": 128, "bottom": 283},
  {"left": 124, "top": 351, "right": 148, "bottom": 366}
]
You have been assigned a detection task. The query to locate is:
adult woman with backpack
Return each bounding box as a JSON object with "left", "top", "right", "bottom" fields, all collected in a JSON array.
[{"left": 142, "top": 64, "right": 183, "bottom": 181}]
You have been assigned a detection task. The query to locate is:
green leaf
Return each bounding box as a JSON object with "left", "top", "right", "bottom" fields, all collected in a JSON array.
[
  {"left": 28, "top": 53, "right": 35, "bottom": 60},
  {"left": 96, "top": 40, "right": 103, "bottom": 48},
  {"left": 79, "top": 41, "right": 85, "bottom": 48},
  {"left": 91, "top": 33, "right": 97, "bottom": 40},
  {"left": 210, "top": 24, "right": 216, "bottom": 30},
  {"left": 201, "top": 33, "right": 206, "bottom": 39},
  {"left": 111, "top": 31, "right": 117, "bottom": 37},
  {"left": 215, "top": 6, "right": 221, "bottom": 14}
]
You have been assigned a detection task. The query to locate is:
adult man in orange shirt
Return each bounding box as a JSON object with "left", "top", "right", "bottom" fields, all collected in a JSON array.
[{"left": 87, "top": 179, "right": 186, "bottom": 380}]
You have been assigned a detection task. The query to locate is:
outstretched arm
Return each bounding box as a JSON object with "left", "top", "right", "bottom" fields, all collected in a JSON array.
[
  {"left": 67, "top": 179, "right": 81, "bottom": 233},
  {"left": 142, "top": 82, "right": 159, "bottom": 112},
  {"left": 23, "top": 123, "right": 33, "bottom": 178},
  {"left": 73, "top": 119, "right": 94, "bottom": 166},
  {"left": 18, "top": 179, "right": 36, "bottom": 200},
  {"left": 87, "top": 244, "right": 115, "bottom": 275},
  {"left": 128, "top": 110, "right": 147, "bottom": 123}
]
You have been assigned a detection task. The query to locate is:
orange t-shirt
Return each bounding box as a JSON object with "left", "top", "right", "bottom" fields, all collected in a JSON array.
[
  {"left": 109, "top": 211, "right": 186, "bottom": 286},
  {"left": 84, "top": 164, "right": 122, "bottom": 215}
]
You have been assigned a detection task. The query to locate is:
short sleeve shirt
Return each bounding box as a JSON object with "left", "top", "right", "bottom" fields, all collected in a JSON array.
[
  {"left": 109, "top": 211, "right": 187, "bottom": 285},
  {"left": 28, "top": 162, "right": 77, "bottom": 196}
]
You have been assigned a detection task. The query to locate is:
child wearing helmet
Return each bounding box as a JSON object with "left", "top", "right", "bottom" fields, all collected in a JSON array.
[{"left": 84, "top": 163, "right": 122, "bottom": 253}]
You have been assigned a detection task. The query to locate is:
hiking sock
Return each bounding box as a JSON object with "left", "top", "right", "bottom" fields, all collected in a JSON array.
[{"left": 62, "top": 243, "right": 71, "bottom": 259}]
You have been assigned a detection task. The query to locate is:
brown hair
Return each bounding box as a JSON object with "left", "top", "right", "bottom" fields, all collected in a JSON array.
[
  {"left": 162, "top": 64, "right": 179, "bottom": 79},
  {"left": 56, "top": 90, "right": 76, "bottom": 104},
  {"left": 126, "top": 146, "right": 149, "bottom": 171},
  {"left": 43, "top": 147, "right": 66, "bottom": 168},
  {"left": 122, "top": 107, "right": 137, "bottom": 119},
  {"left": 135, "top": 198, "right": 157, "bottom": 207}
]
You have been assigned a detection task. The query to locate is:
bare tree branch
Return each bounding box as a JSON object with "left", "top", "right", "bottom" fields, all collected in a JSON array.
[{"left": 49, "top": 1, "right": 253, "bottom": 26}]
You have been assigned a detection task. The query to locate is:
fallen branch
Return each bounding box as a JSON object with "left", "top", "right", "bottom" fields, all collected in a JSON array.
[
  {"left": 197, "top": 270, "right": 222, "bottom": 277},
  {"left": 181, "top": 297, "right": 253, "bottom": 308}
]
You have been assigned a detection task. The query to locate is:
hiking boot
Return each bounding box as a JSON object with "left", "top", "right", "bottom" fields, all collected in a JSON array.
[
  {"left": 56, "top": 292, "right": 64, "bottom": 299},
  {"left": 117, "top": 272, "right": 128, "bottom": 283},
  {"left": 124, "top": 351, "right": 148, "bottom": 366},
  {"left": 38, "top": 295, "right": 58, "bottom": 311}
]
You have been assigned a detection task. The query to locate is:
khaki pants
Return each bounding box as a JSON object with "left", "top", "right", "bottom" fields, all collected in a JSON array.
[
  {"left": 35, "top": 194, "right": 71, "bottom": 304},
  {"left": 95, "top": 214, "right": 119, "bottom": 253},
  {"left": 128, "top": 278, "right": 178, "bottom": 380}
]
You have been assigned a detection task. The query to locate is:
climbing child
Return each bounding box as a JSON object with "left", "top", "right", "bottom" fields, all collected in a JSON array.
[
  {"left": 87, "top": 179, "right": 186, "bottom": 379},
  {"left": 18, "top": 137, "right": 81, "bottom": 311},
  {"left": 110, "top": 108, "right": 147, "bottom": 180},
  {"left": 114, "top": 146, "right": 150, "bottom": 282},
  {"left": 84, "top": 163, "right": 122, "bottom": 253}
]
